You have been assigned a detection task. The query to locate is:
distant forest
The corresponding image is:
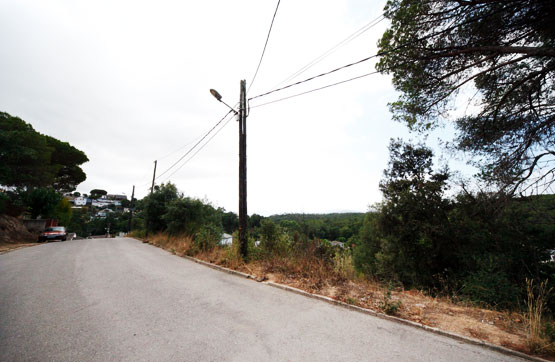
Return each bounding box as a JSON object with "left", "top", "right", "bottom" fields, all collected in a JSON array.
[{"left": 267, "top": 213, "right": 364, "bottom": 243}]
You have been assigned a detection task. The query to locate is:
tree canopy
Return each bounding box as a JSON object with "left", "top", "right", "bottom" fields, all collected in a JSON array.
[
  {"left": 377, "top": 0, "right": 555, "bottom": 194},
  {"left": 90, "top": 189, "right": 108, "bottom": 199},
  {"left": 0, "top": 112, "right": 88, "bottom": 192}
]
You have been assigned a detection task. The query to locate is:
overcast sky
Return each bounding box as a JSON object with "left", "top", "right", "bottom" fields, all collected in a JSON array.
[{"left": 0, "top": 0, "right": 474, "bottom": 215}]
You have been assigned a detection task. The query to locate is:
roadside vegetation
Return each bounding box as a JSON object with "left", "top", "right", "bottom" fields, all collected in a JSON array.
[
  {"left": 128, "top": 140, "right": 554, "bottom": 357},
  {"left": 0, "top": 112, "right": 88, "bottom": 246},
  {"left": 1, "top": 0, "right": 554, "bottom": 357}
]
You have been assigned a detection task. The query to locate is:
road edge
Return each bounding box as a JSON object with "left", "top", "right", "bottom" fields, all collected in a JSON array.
[{"left": 135, "top": 239, "right": 546, "bottom": 362}]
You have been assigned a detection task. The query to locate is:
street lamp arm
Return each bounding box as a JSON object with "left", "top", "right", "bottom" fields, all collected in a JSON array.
[{"left": 210, "top": 89, "right": 238, "bottom": 115}]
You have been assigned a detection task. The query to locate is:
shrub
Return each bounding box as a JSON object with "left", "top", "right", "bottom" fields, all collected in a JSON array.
[
  {"left": 333, "top": 249, "right": 356, "bottom": 280},
  {"left": 526, "top": 278, "right": 554, "bottom": 353},
  {"left": 193, "top": 224, "right": 222, "bottom": 252},
  {"left": 380, "top": 283, "right": 401, "bottom": 315},
  {"left": 258, "top": 219, "right": 290, "bottom": 257},
  {"left": 460, "top": 257, "right": 520, "bottom": 308}
]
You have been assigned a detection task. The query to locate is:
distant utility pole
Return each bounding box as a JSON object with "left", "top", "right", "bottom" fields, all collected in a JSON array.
[
  {"left": 151, "top": 160, "right": 157, "bottom": 194},
  {"left": 145, "top": 160, "right": 157, "bottom": 240},
  {"left": 127, "top": 185, "right": 135, "bottom": 233},
  {"left": 238, "top": 80, "right": 248, "bottom": 260}
]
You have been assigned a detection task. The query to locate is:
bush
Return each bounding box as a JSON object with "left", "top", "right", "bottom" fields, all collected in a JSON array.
[
  {"left": 0, "top": 193, "right": 9, "bottom": 214},
  {"left": 380, "top": 283, "right": 402, "bottom": 315},
  {"left": 258, "top": 219, "right": 290, "bottom": 257},
  {"left": 333, "top": 249, "right": 356, "bottom": 279},
  {"left": 193, "top": 224, "right": 222, "bottom": 252},
  {"left": 460, "top": 257, "right": 520, "bottom": 308}
]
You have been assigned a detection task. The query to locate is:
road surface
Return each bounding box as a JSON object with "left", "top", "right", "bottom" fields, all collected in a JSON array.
[{"left": 0, "top": 238, "right": 526, "bottom": 361}]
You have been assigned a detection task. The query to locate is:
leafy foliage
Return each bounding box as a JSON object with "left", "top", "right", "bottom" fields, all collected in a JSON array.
[
  {"left": 0, "top": 112, "right": 88, "bottom": 191},
  {"left": 46, "top": 136, "right": 88, "bottom": 192},
  {"left": 367, "top": 139, "right": 452, "bottom": 287},
  {"left": 377, "top": 0, "right": 555, "bottom": 193},
  {"left": 165, "top": 196, "right": 222, "bottom": 236},
  {"left": 134, "top": 183, "right": 225, "bottom": 240},
  {"left": 269, "top": 213, "right": 364, "bottom": 242},
  {"left": 23, "top": 188, "right": 63, "bottom": 219},
  {"left": 0, "top": 113, "right": 55, "bottom": 188},
  {"left": 90, "top": 189, "right": 108, "bottom": 199},
  {"left": 354, "top": 139, "right": 555, "bottom": 308}
]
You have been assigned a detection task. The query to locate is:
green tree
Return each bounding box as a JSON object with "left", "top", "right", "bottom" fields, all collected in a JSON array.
[
  {"left": 142, "top": 183, "right": 179, "bottom": 233},
  {"left": 222, "top": 211, "right": 238, "bottom": 233},
  {"left": 90, "top": 189, "right": 108, "bottom": 199},
  {"left": 377, "top": 0, "right": 555, "bottom": 193},
  {"left": 0, "top": 112, "right": 88, "bottom": 191},
  {"left": 23, "top": 188, "right": 63, "bottom": 219},
  {"left": 0, "top": 113, "right": 55, "bottom": 188},
  {"left": 164, "top": 196, "right": 222, "bottom": 236},
  {"left": 371, "top": 139, "right": 452, "bottom": 287},
  {"left": 52, "top": 198, "right": 73, "bottom": 226},
  {"left": 68, "top": 207, "right": 88, "bottom": 236},
  {"left": 46, "top": 136, "right": 88, "bottom": 192}
]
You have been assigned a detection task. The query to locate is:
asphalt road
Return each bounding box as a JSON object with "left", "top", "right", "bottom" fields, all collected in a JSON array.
[{"left": 0, "top": 238, "right": 526, "bottom": 362}]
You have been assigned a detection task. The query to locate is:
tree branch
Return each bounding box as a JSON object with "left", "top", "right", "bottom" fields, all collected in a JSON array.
[{"left": 427, "top": 46, "right": 555, "bottom": 58}]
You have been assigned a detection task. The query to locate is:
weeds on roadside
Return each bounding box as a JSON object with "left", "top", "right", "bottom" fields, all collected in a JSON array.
[
  {"left": 333, "top": 250, "right": 356, "bottom": 280},
  {"left": 380, "top": 283, "right": 401, "bottom": 315},
  {"left": 526, "top": 278, "right": 554, "bottom": 353}
]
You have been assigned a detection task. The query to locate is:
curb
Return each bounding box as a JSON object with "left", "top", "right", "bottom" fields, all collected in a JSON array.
[{"left": 137, "top": 240, "right": 546, "bottom": 362}]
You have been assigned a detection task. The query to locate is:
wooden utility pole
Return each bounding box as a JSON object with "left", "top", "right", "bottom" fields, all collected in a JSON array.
[
  {"left": 150, "top": 160, "right": 157, "bottom": 194},
  {"left": 145, "top": 160, "right": 157, "bottom": 240},
  {"left": 238, "top": 80, "right": 248, "bottom": 260},
  {"left": 127, "top": 185, "right": 135, "bottom": 232}
]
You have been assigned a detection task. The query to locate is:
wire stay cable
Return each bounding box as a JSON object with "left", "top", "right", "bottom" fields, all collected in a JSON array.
[
  {"left": 154, "top": 110, "right": 235, "bottom": 181},
  {"left": 249, "top": 70, "right": 379, "bottom": 109},
  {"left": 274, "top": 13, "right": 385, "bottom": 88},
  {"left": 248, "top": 0, "right": 282, "bottom": 94},
  {"left": 161, "top": 114, "right": 236, "bottom": 183}
]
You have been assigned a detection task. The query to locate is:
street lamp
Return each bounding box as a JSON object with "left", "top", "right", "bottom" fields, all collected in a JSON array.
[
  {"left": 210, "top": 89, "right": 238, "bottom": 115},
  {"left": 210, "top": 82, "right": 248, "bottom": 260}
]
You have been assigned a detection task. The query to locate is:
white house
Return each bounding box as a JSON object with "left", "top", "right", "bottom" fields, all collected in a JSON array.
[
  {"left": 74, "top": 197, "right": 89, "bottom": 206},
  {"left": 219, "top": 233, "right": 233, "bottom": 246},
  {"left": 96, "top": 209, "right": 113, "bottom": 218}
]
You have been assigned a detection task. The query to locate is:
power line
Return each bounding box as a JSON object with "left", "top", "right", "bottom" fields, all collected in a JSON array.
[
  {"left": 158, "top": 133, "right": 205, "bottom": 161},
  {"left": 249, "top": 70, "right": 379, "bottom": 109},
  {"left": 154, "top": 110, "right": 235, "bottom": 181},
  {"left": 249, "top": 53, "right": 379, "bottom": 101},
  {"left": 160, "top": 113, "right": 236, "bottom": 183},
  {"left": 274, "top": 13, "right": 385, "bottom": 88},
  {"left": 250, "top": 8, "right": 500, "bottom": 103},
  {"left": 248, "top": 0, "right": 282, "bottom": 94}
]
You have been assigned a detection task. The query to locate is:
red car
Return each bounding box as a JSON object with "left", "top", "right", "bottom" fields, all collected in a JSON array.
[{"left": 38, "top": 226, "right": 67, "bottom": 242}]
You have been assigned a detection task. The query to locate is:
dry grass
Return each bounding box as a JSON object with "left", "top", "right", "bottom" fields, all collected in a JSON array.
[
  {"left": 130, "top": 233, "right": 554, "bottom": 359},
  {"left": 0, "top": 242, "right": 39, "bottom": 254},
  {"left": 525, "top": 278, "right": 554, "bottom": 354}
]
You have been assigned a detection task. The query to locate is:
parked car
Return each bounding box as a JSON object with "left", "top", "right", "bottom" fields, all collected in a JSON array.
[{"left": 38, "top": 226, "right": 67, "bottom": 242}]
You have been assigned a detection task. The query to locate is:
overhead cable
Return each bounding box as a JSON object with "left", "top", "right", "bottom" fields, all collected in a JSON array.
[
  {"left": 250, "top": 8, "right": 502, "bottom": 102},
  {"left": 249, "top": 53, "right": 379, "bottom": 101},
  {"left": 274, "top": 13, "right": 385, "bottom": 88},
  {"left": 248, "top": 0, "right": 282, "bottom": 94},
  {"left": 160, "top": 113, "right": 236, "bottom": 183},
  {"left": 154, "top": 109, "right": 235, "bottom": 181},
  {"left": 249, "top": 70, "right": 379, "bottom": 109}
]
